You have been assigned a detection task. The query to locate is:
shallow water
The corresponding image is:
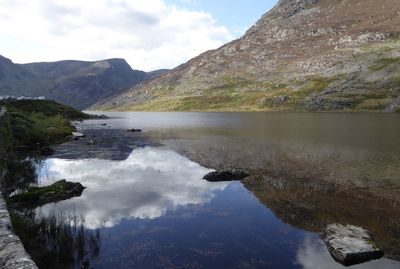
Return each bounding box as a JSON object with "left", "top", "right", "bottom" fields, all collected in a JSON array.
[{"left": 24, "top": 112, "right": 400, "bottom": 268}]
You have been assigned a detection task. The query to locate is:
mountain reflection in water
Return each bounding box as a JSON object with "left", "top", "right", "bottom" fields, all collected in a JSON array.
[{"left": 35, "top": 147, "right": 227, "bottom": 229}]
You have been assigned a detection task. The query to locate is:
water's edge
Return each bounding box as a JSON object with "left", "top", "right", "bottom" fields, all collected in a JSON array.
[
  {"left": 0, "top": 107, "right": 38, "bottom": 269},
  {"left": 0, "top": 193, "right": 38, "bottom": 269}
]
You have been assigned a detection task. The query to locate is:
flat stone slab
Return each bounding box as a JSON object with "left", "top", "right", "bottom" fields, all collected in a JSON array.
[{"left": 322, "top": 224, "right": 384, "bottom": 266}]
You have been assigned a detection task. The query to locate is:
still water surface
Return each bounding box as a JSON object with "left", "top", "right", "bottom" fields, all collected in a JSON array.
[{"left": 28, "top": 112, "right": 400, "bottom": 269}]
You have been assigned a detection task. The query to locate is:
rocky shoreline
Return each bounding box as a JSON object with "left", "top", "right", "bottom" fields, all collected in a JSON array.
[
  {"left": 0, "top": 193, "right": 38, "bottom": 269},
  {"left": 0, "top": 106, "right": 38, "bottom": 268}
]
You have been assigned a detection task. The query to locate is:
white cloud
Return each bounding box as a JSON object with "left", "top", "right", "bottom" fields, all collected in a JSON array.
[{"left": 0, "top": 0, "right": 232, "bottom": 71}]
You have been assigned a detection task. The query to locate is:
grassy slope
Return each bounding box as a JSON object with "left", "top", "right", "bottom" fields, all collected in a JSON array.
[
  {"left": 102, "top": 77, "right": 338, "bottom": 112},
  {"left": 103, "top": 40, "right": 400, "bottom": 112}
]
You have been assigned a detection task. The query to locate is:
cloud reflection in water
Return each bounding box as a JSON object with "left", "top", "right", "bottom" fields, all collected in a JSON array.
[{"left": 36, "top": 147, "right": 227, "bottom": 229}]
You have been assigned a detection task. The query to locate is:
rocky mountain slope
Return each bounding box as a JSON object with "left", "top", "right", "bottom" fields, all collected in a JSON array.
[
  {"left": 95, "top": 0, "right": 400, "bottom": 112},
  {"left": 0, "top": 56, "right": 151, "bottom": 109}
]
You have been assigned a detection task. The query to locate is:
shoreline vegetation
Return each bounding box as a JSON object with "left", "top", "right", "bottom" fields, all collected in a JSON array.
[
  {"left": 0, "top": 98, "right": 96, "bottom": 201},
  {"left": 0, "top": 99, "right": 90, "bottom": 152},
  {"left": 0, "top": 99, "right": 98, "bottom": 268}
]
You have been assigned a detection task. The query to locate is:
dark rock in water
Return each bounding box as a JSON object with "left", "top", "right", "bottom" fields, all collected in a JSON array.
[
  {"left": 9, "top": 180, "right": 85, "bottom": 208},
  {"left": 322, "top": 224, "right": 384, "bottom": 266},
  {"left": 101, "top": 123, "right": 107, "bottom": 126},
  {"left": 94, "top": 114, "right": 109, "bottom": 119},
  {"left": 203, "top": 169, "right": 250, "bottom": 182},
  {"left": 127, "top": 128, "right": 142, "bottom": 133}
]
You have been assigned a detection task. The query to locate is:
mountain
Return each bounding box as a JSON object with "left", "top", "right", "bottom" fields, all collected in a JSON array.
[
  {"left": 0, "top": 56, "right": 150, "bottom": 109},
  {"left": 95, "top": 0, "right": 400, "bottom": 112}
]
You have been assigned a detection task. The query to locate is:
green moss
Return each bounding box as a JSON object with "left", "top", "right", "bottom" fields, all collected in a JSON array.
[{"left": 10, "top": 180, "right": 84, "bottom": 206}]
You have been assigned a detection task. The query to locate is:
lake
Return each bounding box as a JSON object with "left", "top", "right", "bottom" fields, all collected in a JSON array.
[{"left": 17, "top": 112, "right": 400, "bottom": 268}]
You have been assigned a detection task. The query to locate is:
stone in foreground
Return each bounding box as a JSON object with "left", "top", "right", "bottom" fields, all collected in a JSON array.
[
  {"left": 322, "top": 224, "right": 384, "bottom": 266},
  {"left": 203, "top": 169, "right": 250, "bottom": 182}
]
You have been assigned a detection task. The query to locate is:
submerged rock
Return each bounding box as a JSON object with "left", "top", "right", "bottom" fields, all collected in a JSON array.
[
  {"left": 9, "top": 180, "right": 85, "bottom": 208},
  {"left": 322, "top": 224, "right": 384, "bottom": 266},
  {"left": 91, "top": 114, "right": 109, "bottom": 119},
  {"left": 203, "top": 169, "right": 250, "bottom": 182},
  {"left": 127, "top": 128, "right": 142, "bottom": 133}
]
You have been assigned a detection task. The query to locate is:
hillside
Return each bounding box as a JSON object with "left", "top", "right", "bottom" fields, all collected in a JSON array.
[
  {"left": 94, "top": 0, "right": 400, "bottom": 112},
  {"left": 0, "top": 56, "right": 150, "bottom": 109}
]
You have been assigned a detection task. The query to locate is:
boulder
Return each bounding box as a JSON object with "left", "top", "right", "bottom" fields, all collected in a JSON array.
[
  {"left": 203, "top": 169, "right": 250, "bottom": 182},
  {"left": 322, "top": 224, "right": 384, "bottom": 266},
  {"left": 9, "top": 180, "right": 85, "bottom": 208}
]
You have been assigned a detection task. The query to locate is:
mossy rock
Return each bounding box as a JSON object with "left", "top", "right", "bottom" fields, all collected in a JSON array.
[{"left": 9, "top": 180, "right": 85, "bottom": 208}]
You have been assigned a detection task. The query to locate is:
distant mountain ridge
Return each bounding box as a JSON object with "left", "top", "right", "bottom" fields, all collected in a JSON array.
[
  {"left": 94, "top": 0, "right": 400, "bottom": 112},
  {"left": 0, "top": 56, "right": 165, "bottom": 109}
]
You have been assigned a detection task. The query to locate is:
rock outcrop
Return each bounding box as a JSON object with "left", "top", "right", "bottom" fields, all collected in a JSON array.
[{"left": 203, "top": 169, "right": 250, "bottom": 182}]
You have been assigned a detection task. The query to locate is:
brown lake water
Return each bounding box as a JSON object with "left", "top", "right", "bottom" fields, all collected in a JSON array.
[{"left": 19, "top": 112, "right": 400, "bottom": 269}]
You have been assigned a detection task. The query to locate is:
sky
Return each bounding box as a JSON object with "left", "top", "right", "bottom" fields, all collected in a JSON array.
[{"left": 0, "top": 0, "right": 278, "bottom": 71}]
